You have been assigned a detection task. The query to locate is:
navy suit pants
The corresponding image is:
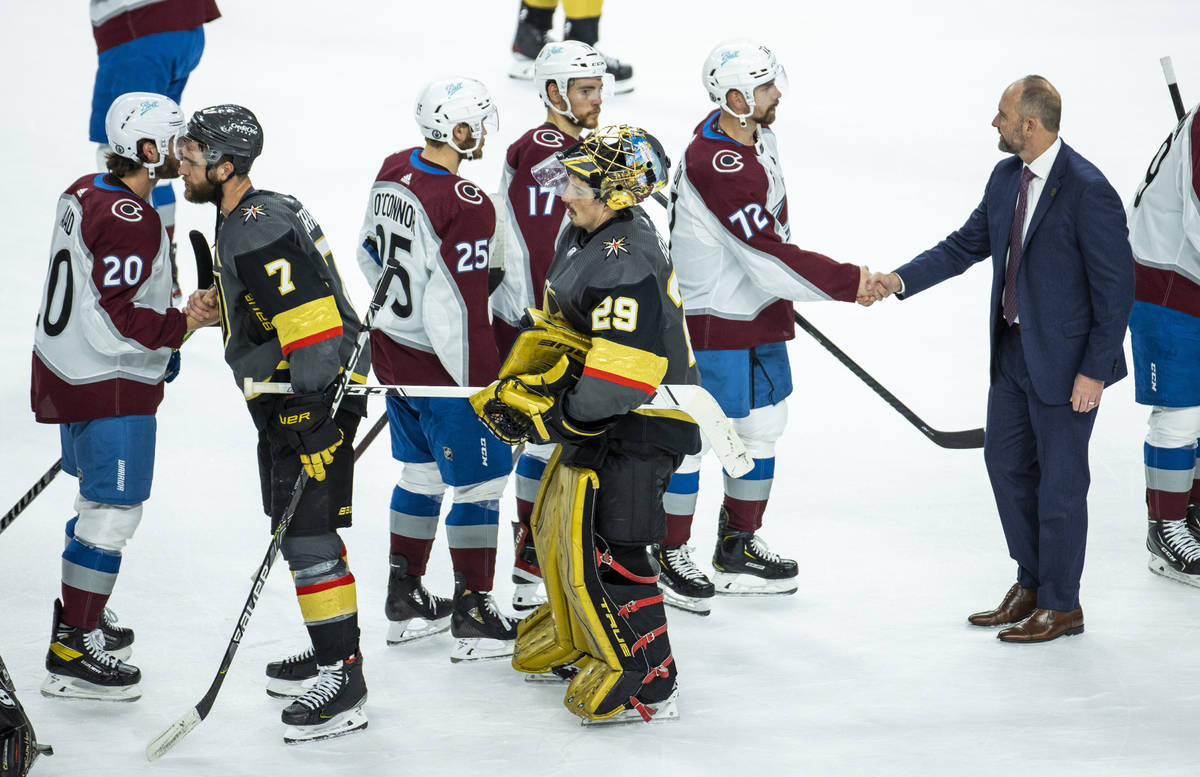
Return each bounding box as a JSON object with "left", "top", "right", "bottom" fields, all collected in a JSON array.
[{"left": 983, "top": 325, "right": 1097, "bottom": 612}]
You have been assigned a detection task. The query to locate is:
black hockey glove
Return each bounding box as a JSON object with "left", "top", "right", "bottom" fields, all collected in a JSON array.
[
  {"left": 271, "top": 393, "right": 344, "bottom": 482},
  {"left": 0, "top": 655, "right": 51, "bottom": 777},
  {"left": 472, "top": 355, "right": 610, "bottom": 445}
]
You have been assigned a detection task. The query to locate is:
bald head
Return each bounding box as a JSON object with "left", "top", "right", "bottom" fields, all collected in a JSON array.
[{"left": 993, "top": 76, "right": 1060, "bottom": 164}]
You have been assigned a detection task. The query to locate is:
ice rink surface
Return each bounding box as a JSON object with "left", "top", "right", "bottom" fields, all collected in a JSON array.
[{"left": 2, "top": 1, "right": 1199, "bottom": 775}]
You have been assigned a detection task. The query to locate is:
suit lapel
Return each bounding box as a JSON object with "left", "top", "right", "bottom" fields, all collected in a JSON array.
[{"left": 1023, "top": 144, "right": 1069, "bottom": 248}]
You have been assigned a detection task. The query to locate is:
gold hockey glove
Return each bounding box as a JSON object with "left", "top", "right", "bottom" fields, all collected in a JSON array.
[{"left": 471, "top": 355, "right": 606, "bottom": 445}]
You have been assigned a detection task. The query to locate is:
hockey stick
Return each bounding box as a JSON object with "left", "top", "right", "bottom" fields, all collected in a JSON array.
[
  {"left": 246, "top": 378, "right": 754, "bottom": 477},
  {"left": 793, "top": 312, "right": 985, "bottom": 449},
  {"left": 3, "top": 232, "right": 215, "bottom": 537},
  {"left": 146, "top": 238, "right": 404, "bottom": 761},
  {"left": 353, "top": 414, "right": 389, "bottom": 463},
  {"left": 1161, "top": 56, "right": 1187, "bottom": 121}
]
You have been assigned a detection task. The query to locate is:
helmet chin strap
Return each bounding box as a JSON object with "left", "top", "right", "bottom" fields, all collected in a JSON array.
[
  {"left": 547, "top": 81, "right": 581, "bottom": 124},
  {"left": 720, "top": 92, "right": 756, "bottom": 128},
  {"left": 448, "top": 125, "right": 484, "bottom": 160}
]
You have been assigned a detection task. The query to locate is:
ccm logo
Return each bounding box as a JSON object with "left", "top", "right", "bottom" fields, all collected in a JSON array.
[{"left": 712, "top": 150, "right": 744, "bottom": 173}]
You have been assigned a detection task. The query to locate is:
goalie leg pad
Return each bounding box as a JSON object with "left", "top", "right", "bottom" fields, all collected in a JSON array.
[{"left": 513, "top": 448, "right": 585, "bottom": 675}]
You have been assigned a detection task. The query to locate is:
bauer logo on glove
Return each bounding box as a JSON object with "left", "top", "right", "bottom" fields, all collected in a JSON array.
[{"left": 271, "top": 393, "right": 343, "bottom": 481}]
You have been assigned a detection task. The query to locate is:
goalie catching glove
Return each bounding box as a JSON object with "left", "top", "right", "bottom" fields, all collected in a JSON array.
[
  {"left": 471, "top": 355, "right": 611, "bottom": 445},
  {"left": 271, "top": 392, "right": 344, "bottom": 481}
]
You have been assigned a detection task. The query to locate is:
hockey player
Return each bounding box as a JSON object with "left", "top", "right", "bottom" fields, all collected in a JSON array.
[
  {"left": 493, "top": 40, "right": 611, "bottom": 612},
  {"left": 355, "top": 77, "right": 517, "bottom": 661},
  {"left": 179, "top": 105, "right": 370, "bottom": 743},
  {"left": 32, "top": 92, "right": 206, "bottom": 702},
  {"left": 473, "top": 125, "right": 697, "bottom": 723},
  {"left": 1127, "top": 101, "right": 1200, "bottom": 587},
  {"left": 660, "top": 40, "right": 873, "bottom": 613},
  {"left": 509, "top": 0, "right": 632, "bottom": 92},
  {"left": 89, "top": 0, "right": 222, "bottom": 297}
]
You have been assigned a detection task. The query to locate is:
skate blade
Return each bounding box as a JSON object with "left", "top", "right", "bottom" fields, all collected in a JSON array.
[
  {"left": 450, "top": 637, "right": 514, "bottom": 663},
  {"left": 265, "top": 676, "right": 317, "bottom": 699},
  {"left": 522, "top": 666, "right": 576, "bottom": 684},
  {"left": 1147, "top": 555, "right": 1200, "bottom": 588},
  {"left": 41, "top": 673, "right": 141, "bottom": 702},
  {"left": 283, "top": 706, "right": 368, "bottom": 745},
  {"left": 581, "top": 689, "right": 679, "bottom": 726},
  {"left": 711, "top": 571, "right": 798, "bottom": 596},
  {"left": 386, "top": 617, "right": 451, "bottom": 645},
  {"left": 660, "top": 587, "right": 713, "bottom": 615}
]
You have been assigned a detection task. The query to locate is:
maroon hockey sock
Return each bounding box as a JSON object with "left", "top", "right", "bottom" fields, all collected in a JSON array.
[
  {"left": 60, "top": 584, "right": 108, "bottom": 631},
  {"left": 450, "top": 547, "right": 497, "bottom": 592},
  {"left": 389, "top": 536, "right": 433, "bottom": 576},
  {"left": 664, "top": 513, "right": 693, "bottom": 547},
  {"left": 721, "top": 496, "right": 768, "bottom": 534},
  {"left": 1190, "top": 478, "right": 1200, "bottom": 505},
  {"left": 1147, "top": 487, "right": 1190, "bottom": 521}
]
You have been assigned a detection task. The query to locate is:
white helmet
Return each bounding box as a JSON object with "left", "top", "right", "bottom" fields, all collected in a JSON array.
[
  {"left": 533, "top": 41, "right": 613, "bottom": 124},
  {"left": 105, "top": 91, "right": 186, "bottom": 177},
  {"left": 701, "top": 40, "right": 787, "bottom": 125},
  {"left": 414, "top": 77, "right": 498, "bottom": 159}
]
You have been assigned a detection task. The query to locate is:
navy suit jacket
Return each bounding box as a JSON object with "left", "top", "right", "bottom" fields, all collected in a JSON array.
[{"left": 895, "top": 142, "right": 1135, "bottom": 405}]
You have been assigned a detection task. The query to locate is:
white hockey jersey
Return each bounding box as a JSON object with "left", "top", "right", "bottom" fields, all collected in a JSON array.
[{"left": 356, "top": 148, "right": 499, "bottom": 388}]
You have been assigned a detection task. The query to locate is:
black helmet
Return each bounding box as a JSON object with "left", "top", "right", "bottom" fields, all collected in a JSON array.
[{"left": 185, "top": 104, "right": 263, "bottom": 175}]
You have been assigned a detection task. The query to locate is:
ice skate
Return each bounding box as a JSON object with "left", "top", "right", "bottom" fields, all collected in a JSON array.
[
  {"left": 512, "top": 524, "right": 547, "bottom": 612},
  {"left": 98, "top": 606, "right": 134, "bottom": 661},
  {"left": 42, "top": 599, "right": 141, "bottom": 702},
  {"left": 1187, "top": 502, "right": 1200, "bottom": 540},
  {"left": 450, "top": 574, "right": 517, "bottom": 663},
  {"left": 711, "top": 510, "right": 798, "bottom": 595},
  {"left": 281, "top": 653, "right": 368, "bottom": 744},
  {"left": 600, "top": 54, "right": 634, "bottom": 93},
  {"left": 508, "top": 17, "right": 547, "bottom": 79},
  {"left": 579, "top": 687, "right": 679, "bottom": 726},
  {"left": 523, "top": 664, "right": 578, "bottom": 684},
  {"left": 265, "top": 646, "right": 318, "bottom": 699},
  {"left": 653, "top": 543, "right": 714, "bottom": 615},
  {"left": 1147, "top": 519, "right": 1200, "bottom": 588},
  {"left": 385, "top": 556, "right": 452, "bottom": 645}
]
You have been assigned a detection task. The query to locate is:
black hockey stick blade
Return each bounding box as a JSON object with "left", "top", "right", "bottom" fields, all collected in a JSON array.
[
  {"left": 1160, "top": 56, "right": 1187, "bottom": 121},
  {"left": 794, "top": 312, "right": 984, "bottom": 449},
  {"left": 2, "top": 459, "right": 62, "bottom": 535},
  {"left": 189, "top": 229, "right": 214, "bottom": 289},
  {"left": 353, "top": 414, "right": 389, "bottom": 463}
]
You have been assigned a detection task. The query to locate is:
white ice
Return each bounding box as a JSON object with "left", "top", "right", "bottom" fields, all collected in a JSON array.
[{"left": 2, "top": 1, "right": 1198, "bottom": 775}]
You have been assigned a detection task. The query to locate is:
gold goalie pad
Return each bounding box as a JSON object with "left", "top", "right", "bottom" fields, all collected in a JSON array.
[
  {"left": 510, "top": 448, "right": 639, "bottom": 722},
  {"left": 498, "top": 308, "right": 591, "bottom": 378}
]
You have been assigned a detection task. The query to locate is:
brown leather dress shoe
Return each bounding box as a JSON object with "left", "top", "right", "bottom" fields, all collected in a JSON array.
[
  {"left": 966, "top": 583, "right": 1037, "bottom": 626},
  {"left": 997, "top": 607, "right": 1084, "bottom": 643}
]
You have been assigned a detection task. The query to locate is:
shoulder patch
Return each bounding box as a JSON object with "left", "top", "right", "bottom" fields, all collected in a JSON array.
[
  {"left": 455, "top": 180, "right": 484, "bottom": 205},
  {"left": 532, "top": 128, "right": 565, "bottom": 148},
  {"left": 111, "top": 198, "right": 145, "bottom": 222},
  {"left": 240, "top": 204, "right": 268, "bottom": 223},
  {"left": 602, "top": 236, "right": 630, "bottom": 257},
  {"left": 712, "top": 149, "right": 744, "bottom": 173}
]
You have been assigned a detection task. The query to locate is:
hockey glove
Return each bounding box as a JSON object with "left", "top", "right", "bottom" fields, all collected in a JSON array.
[
  {"left": 471, "top": 355, "right": 607, "bottom": 445},
  {"left": 271, "top": 393, "right": 344, "bottom": 482},
  {"left": 164, "top": 350, "right": 181, "bottom": 383},
  {"left": 0, "top": 655, "right": 52, "bottom": 777}
]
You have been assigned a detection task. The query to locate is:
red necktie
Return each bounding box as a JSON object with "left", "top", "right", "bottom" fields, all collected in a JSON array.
[{"left": 1003, "top": 166, "right": 1036, "bottom": 325}]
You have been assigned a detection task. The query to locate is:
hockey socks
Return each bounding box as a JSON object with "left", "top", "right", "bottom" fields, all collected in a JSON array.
[
  {"left": 720, "top": 457, "right": 774, "bottom": 533},
  {"left": 388, "top": 485, "right": 442, "bottom": 576},
  {"left": 60, "top": 517, "right": 120, "bottom": 632},
  {"left": 294, "top": 559, "right": 359, "bottom": 665},
  {"left": 446, "top": 501, "right": 500, "bottom": 593}
]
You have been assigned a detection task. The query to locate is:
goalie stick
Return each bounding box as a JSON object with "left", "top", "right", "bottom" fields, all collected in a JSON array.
[
  {"left": 793, "top": 312, "right": 985, "bottom": 449},
  {"left": 245, "top": 378, "right": 754, "bottom": 477},
  {"left": 146, "top": 234, "right": 415, "bottom": 761},
  {"left": 4, "top": 231, "right": 215, "bottom": 537}
]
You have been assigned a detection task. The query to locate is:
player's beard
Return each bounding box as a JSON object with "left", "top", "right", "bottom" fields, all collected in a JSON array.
[
  {"left": 154, "top": 157, "right": 181, "bottom": 180},
  {"left": 183, "top": 169, "right": 222, "bottom": 205},
  {"left": 755, "top": 104, "right": 777, "bottom": 126},
  {"left": 575, "top": 106, "right": 600, "bottom": 130}
]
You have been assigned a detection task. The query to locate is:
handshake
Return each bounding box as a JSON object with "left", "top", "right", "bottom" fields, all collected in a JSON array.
[{"left": 855, "top": 268, "right": 903, "bottom": 307}]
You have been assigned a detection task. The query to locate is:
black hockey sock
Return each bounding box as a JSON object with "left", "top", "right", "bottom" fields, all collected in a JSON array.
[
  {"left": 519, "top": 1, "right": 554, "bottom": 32},
  {"left": 307, "top": 617, "right": 359, "bottom": 666},
  {"left": 563, "top": 15, "right": 599, "bottom": 46}
]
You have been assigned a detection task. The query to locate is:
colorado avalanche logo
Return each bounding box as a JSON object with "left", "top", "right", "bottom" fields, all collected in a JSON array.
[
  {"left": 712, "top": 150, "right": 744, "bottom": 173},
  {"left": 455, "top": 180, "right": 484, "bottom": 205},
  {"left": 111, "top": 198, "right": 144, "bottom": 222},
  {"left": 533, "top": 129, "right": 564, "bottom": 148}
]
